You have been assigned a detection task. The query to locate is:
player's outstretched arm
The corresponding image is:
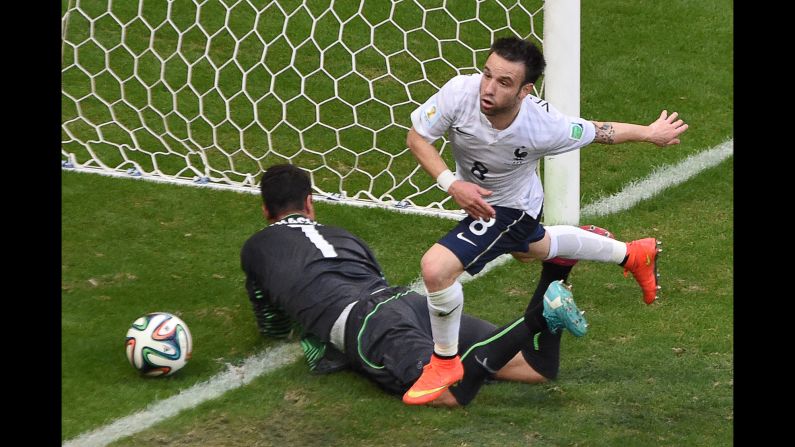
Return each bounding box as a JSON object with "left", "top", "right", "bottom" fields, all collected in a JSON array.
[{"left": 591, "top": 110, "right": 688, "bottom": 147}]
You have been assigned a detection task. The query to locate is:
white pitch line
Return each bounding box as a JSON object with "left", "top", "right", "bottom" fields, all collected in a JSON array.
[
  {"left": 581, "top": 139, "right": 733, "bottom": 217},
  {"left": 63, "top": 343, "right": 302, "bottom": 447},
  {"left": 65, "top": 140, "right": 733, "bottom": 447}
]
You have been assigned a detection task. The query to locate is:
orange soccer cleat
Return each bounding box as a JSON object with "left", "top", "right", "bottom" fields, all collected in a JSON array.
[
  {"left": 402, "top": 354, "right": 464, "bottom": 405},
  {"left": 623, "top": 238, "right": 662, "bottom": 304}
]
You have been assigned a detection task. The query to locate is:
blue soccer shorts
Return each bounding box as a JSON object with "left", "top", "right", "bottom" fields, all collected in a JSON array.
[{"left": 438, "top": 206, "right": 545, "bottom": 275}]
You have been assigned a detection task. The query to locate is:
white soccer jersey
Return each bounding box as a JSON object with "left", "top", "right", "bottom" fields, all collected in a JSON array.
[{"left": 411, "top": 74, "right": 596, "bottom": 218}]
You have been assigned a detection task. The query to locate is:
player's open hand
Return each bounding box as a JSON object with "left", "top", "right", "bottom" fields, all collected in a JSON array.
[
  {"left": 648, "top": 110, "right": 688, "bottom": 147},
  {"left": 448, "top": 180, "right": 496, "bottom": 220}
]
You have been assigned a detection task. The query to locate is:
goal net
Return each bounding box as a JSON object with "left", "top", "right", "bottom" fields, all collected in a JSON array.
[{"left": 62, "top": 0, "right": 546, "bottom": 218}]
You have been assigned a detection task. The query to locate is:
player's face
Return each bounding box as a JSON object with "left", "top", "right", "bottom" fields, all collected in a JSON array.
[{"left": 479, "top": 53, "right": 530, "bottom": 117}]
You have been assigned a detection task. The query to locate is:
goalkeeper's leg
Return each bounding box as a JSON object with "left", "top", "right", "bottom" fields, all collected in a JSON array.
[{"left": 449, "top": 262, "right": 574, "bottom": 405}]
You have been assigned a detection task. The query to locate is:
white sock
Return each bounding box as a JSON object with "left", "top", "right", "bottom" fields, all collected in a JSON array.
[
  {"left": 426, "top": 281, "right": 463, "bottom": 357},
  {"left": 544, "top": 225, "right": 627, "bottom": 264}
]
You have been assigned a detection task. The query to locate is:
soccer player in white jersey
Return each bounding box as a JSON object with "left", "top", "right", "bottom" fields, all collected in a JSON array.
[{"left": 402, "top": 37, "right": 688, "bottom": 405}]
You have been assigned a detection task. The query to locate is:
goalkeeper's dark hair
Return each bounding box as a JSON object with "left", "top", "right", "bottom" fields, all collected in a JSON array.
[
  {"left": 489, "top": 36, "right": 545, "bottom": 85},
  {"left": 259, "top": 163, "right": 312, "bottom": 218}
]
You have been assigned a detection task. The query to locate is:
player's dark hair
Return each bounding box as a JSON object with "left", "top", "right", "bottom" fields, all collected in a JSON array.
[
  {"left": 489, "top": 37, "right": 545, "bottom": 85},
  {"left": 259, "top": 164, "right": 312, "bottom": 218}
]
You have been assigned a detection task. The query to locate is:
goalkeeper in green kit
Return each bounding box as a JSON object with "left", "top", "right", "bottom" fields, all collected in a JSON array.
[{"left": 241, "top": 163, "right": 601, "bottom": 406}]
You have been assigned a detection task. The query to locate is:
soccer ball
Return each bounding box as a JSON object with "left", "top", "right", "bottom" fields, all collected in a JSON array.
[{"left": 125, "top": 312, "right": 193, "bottom": 377}]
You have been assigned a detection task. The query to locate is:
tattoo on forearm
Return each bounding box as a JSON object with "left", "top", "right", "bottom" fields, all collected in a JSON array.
[{"left": 592, "top": 122, "right": 615, "bottom": 144}]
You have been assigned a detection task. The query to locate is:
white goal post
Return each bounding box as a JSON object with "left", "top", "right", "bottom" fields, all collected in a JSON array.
[{"left": 62, "top": 0, "right": 580, "bottom": 220}]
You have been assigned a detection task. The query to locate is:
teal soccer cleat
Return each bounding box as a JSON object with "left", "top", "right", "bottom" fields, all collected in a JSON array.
[{"left": 543, "top": 280, "right": 588, "bottom": 337}]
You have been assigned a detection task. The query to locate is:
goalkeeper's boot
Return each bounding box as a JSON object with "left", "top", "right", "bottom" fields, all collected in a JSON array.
[
  {"left": 403, "top": 354, "right": 464, "bottom": 405},
  {"left": 546, "top": 225, "right": 615, "bottom": 266},
  {"left": 542, "top": 280, "right": 588, "bottom": 337},
  {"left": 623, "top": 238, "right": 662, "bottom": 304}
]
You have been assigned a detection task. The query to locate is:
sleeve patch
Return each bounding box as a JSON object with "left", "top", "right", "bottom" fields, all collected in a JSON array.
[
  {"left": 569, "top": 122, "right": 584, "bottom": 141},
  {"left": 420, "top": 100, "right": 441, "bottom": 127}
]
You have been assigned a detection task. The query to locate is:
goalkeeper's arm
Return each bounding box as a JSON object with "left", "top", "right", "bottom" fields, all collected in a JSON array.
[
  {"left": 245, "top": 278, "right": 294, "bottom": 338},
  {"left": 250, "top": 298, "right": 294, "bottom": 339}
]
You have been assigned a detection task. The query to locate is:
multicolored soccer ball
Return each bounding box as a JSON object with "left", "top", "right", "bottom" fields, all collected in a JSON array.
[{"left": 125, "top": 312, "right": 193, "bottom": 376}]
